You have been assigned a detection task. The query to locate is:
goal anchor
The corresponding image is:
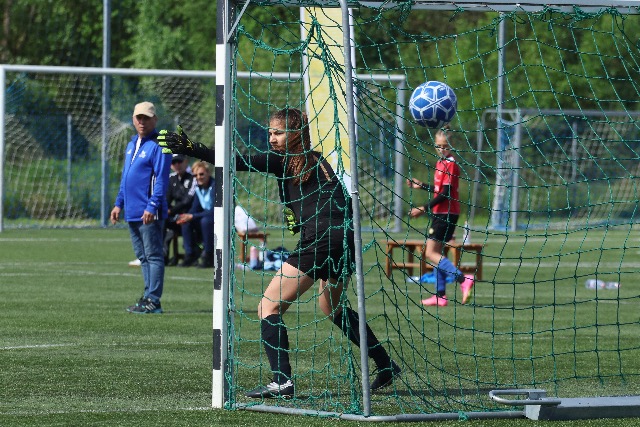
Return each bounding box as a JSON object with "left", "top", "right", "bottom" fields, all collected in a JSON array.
[{"left": 490, "top": 389, "right": 640, "bottom": 421}]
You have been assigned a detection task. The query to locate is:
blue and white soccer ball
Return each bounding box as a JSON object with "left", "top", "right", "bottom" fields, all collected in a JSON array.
[{"left": 409, "top": 81, "right": 457, "bottom": 128}]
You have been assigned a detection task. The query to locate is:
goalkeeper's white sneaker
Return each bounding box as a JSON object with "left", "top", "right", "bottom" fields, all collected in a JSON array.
[
  {"left": 128, "top": 259, "right": 141, "bottom": 267},
  {"left": 245, "top": 380, "right": 294, "bottom": 399}
]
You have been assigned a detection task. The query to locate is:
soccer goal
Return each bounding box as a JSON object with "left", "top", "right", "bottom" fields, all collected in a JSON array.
[
  {"left": 476, "top": 108, "right": 640, "bottom": 231},
  {"left": 214, "top": 0, "right": 640, "bottom": 421},
  {"left": 0, "top": 65, "right": 219, "bottom": 230}
]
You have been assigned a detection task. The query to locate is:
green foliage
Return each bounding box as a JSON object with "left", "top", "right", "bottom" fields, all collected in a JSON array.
[
  {"left": 0, "top": 0, "right": 214, "bottom": 69},
  {"left": 126, "top": 0, "right": 216, "bottom": 70}
]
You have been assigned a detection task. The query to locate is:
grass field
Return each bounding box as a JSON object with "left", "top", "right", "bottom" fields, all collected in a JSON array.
[{"left": 2, "top": 227, "right": 640, "bottom": 426}]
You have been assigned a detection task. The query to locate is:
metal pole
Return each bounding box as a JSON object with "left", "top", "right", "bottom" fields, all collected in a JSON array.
[
  {"left": 509, "top": 110, "right": 522, "bottom": 231},
  {"left": 0, "top": 67, "right": 5, "bottom": 232},
  {"left": 393, "top": 81, "right": 406, "bottom": 233},
  {"left": 101, "top": 0, "right": 112, "bottom": 227},
  {"left": 497, "top": 17, "right": 505, "bottom": 129},
  {"left": 338, "top": 0, "right": 372, "bottom": 416},
  {"left": 570, "top": 120, "right": 578, "bottom": 211},
  {"left": 67, "top": 114, "right": 72, "bottom": 217},
  {"left": 494, "top": 17, "right": 506, "bottom": 230},
  {"left": 470, "top": 115, "right": 485, "bottom": 228}
]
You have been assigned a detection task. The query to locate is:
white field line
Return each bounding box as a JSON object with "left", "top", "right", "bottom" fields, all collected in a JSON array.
[
  {"left": 1, "top": 261, "right": 638, "bottom": 281},
  {"left": 482, "top": 261, "right": 640, "bottom": 268},
  {"left": 1, "top": 341, "right": 209, "bottom": 351},
  {"left": 2, "top": 407, "right": 214, "bottom": 416},
  {"left": 0, "top": 272, "right": 210, "bottom": 282},
  {"left": 1, "top": 258, "right": 639, "bottom": 269},
  {"left": 0, "top": 237, "right": 129, "bottom": 242},
  {"left": 0, "top": 266, "right": 209, "bottom": 282}
]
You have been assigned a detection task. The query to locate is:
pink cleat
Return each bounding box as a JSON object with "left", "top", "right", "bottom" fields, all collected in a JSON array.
[
  {"left": 421, "top": 295, "right": 448, "bottom": 306},
  {"left": 460, "top": 275, "right": 475, "bottom": 304}
]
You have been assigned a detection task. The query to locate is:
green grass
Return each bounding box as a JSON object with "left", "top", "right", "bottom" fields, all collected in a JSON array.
[{"left": 1, "top": 228, "right": 640, "bottom": 426}]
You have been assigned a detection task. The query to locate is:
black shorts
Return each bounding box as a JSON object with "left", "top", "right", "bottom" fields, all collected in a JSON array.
[
  {"left": 285, "top": 219, "right": 355, "bottom": 282},
  {"left": 427, "top": 214, "right": 459, "bottom": 243}
]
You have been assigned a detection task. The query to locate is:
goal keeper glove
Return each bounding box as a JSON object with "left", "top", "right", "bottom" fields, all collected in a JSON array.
[
  {"left": 158, "top": 125, "right": 209, "bottom": 159},
  {"left": 283, "top": 207, "right": 300, "bottom": 235}
]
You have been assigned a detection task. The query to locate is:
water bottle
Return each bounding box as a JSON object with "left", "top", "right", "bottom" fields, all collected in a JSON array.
[
  {"left": 258, "top": 240, "right": 265, "bottom": 263},
  {"left": 585, "top": 279, "right": 605, "bottom": 289},
  {"left": 605, "top": 281, "right": 620, "bottom": 289}
]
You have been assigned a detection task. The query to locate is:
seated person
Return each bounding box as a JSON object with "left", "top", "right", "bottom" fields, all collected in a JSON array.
[
  {"left": 177, "top": 161, "right": 215, "bottom": 268},
  {"left": 164, "top": 154, "right": 197, "bottom": 265}
]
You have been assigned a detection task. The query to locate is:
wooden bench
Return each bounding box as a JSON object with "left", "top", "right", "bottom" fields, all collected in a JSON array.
[
  {"left": 236, "top": 231, "right": 269, "bottom": 264},
  {"left": 385, "top": 240, "right": 484, "bottom": 280}
]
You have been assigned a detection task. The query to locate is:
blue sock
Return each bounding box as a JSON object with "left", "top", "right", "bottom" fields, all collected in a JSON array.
[{"left": 436, "top": 258, "right": 462, "bottom": 295}]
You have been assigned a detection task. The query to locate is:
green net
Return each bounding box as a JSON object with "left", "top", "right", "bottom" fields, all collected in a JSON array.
[
  {"left": 227, "top": 1, "right": 640, "bottom": 418},
  {"left": 2, "top": 72, "right": 216, "bottom": 227}
]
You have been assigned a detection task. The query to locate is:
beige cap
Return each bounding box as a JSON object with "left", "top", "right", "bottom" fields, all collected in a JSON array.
[{"left": 133, "top": 101, "right": 156, "bottom": 117}]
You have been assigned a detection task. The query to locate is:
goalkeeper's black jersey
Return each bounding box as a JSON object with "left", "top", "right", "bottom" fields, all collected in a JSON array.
[{"left": 236, "top": 151, "right": 350, "bottom": 229}]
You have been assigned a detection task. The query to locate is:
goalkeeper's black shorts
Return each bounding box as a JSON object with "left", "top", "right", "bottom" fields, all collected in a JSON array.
[
  {"left": 285, "top": 219, "right": 355, "bottom": 282},
  {"left": 427, "top": 213, "right": 459, "bottom": 243}
]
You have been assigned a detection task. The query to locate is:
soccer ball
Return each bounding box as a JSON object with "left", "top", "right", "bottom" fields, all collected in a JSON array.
[{"left": 409, "top": 81, "right": 457, "bottom": 128}]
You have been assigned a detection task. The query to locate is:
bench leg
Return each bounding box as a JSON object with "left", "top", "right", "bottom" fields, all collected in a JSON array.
[
  {"left": 475, "top": 251, "right": 483, "bottom": 280},
  {"left": 239, "top": 241, "right": 247, "bottom": 264}
]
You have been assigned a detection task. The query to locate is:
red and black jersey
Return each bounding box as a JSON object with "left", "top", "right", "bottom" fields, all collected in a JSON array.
[{"left": 432, "top": 155, "right": 460, "bottom": 215}]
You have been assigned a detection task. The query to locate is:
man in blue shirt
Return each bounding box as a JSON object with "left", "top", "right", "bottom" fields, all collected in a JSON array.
[{"left": 110, "top": 101, "right": 172, "bottom": 313}]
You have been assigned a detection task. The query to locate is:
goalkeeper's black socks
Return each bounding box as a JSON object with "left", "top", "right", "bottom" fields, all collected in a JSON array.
[
  {"left": 261, "top": 314, "right": 292, "bottom": 385},
  {"left": 332, "top": 307, "right": 392, "bottom": 370}
]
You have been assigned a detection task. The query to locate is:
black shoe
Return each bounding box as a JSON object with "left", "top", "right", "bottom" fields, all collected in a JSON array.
[
  {"left": 125, "top": 296, "right": 145, "bottom": 312},
  {"left": 180, "top": 254, "right": 199, "bottom": 267},
  {"left": 245, "top": 380, "right": 294, "bottom": 399},
  {"left": 371, "top": 361, "right": 401, "bottom": 391},
  {"left": 198, "top": 252, "right": 214, "bottom": 268},
  {"left": 165, "top": 256, "right": 178, "bottom": 267},
  {"left": 129, "top": 298, "right": 163, "bottom": 314}
]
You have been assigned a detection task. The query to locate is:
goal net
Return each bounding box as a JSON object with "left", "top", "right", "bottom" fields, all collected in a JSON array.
[
  {"left": 0, "top": 68, "right": 403, "bottom": 231},
  {"left": 481, "top": 109, "right": 640, "bottom": 230},
  {"left": 0, "top": 68, "right": 218, "bottom": 228},
  {"left": 218, "top": 0, "right": 640, "bottom": 420}
]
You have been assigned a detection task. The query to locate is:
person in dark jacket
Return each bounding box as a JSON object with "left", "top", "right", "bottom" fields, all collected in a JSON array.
[
  {"left": 176, "top": 161, "right": 215, "bottom": 268},
  {"left": 164, "top": 154, "right": 196, "bottom": 265},
  {"left": 110, "top": 101, "right": 171, "bottom": 314}
]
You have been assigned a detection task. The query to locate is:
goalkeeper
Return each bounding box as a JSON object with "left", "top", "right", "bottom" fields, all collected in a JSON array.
[
  {"left": 159, "top": 108, "right": 400, "bottom": 399},
  {"left": 406, "top": 129, "right": 474, "bottom": 306}
]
